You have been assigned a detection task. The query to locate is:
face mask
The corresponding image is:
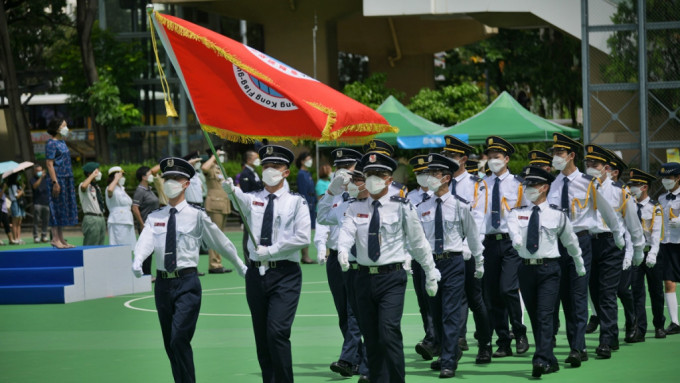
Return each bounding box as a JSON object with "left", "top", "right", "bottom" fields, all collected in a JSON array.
[
  {"left": 365, "top": 176, "right": 387, "bottom": 195},
  {"left": 662, "top": 178, "right": 678, "bottom": 191},
  {"left": 488, "top": 158, "right": 505, "bottom": 173},
  {"left": 163, "top": 179, "right": 185, "bottom": 199},
  {"left": 59, "top": 126, "right": 69, "bottom": 138},
  {"left": 262, "top": 167, "right": 284, "bottom": 187},
  {"left": 118, "top": 177, "right": 126, "bottom": 187},
  {"left": 426, "top": 175, "right": 443, "bottom": 191},
  {"left": 586, "top": 167, "right": 603, "bottom": 178},
  {"left": 605, "top": 170, "right": 613, "bottom": 181},
  {"left": 478, "top": 159, "right": 487, "bottom": 169},
  {"left": 253, "top": 158, "right": 261, "bottom": 167},
  {"left": 347, "top": 182, "right": 362, "bottom": 198},
  {"left": 95, "top": 173, "right": 102, "bottom": 182},
  {"left": 524, "top": 186, "right": 543, "bottom": 202},
  {"left": 451, "top": 158, "right": 461, "bottom": 168},
  {"left": 36, "top": 171, "right": 43, "bottom": 178},
  {"left": 629, "top": 186, "right": 643, "bottom": 199},
  {"left": 416, "top": 174, "right": 429, "bottom": 188},
  {"left": 552, "top": 155, "right": 568, "bottom": 171},
  {"left": 218, "top": 155, "right": 225, "bottom": 163},
  {"left": 147, "top": 175, "right": 154, "bottom": 183}
]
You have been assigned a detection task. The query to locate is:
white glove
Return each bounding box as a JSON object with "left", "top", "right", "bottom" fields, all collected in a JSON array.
[
  {"left": 255, "top": 245, "right": 271, "bottom": 261},
  {"left": 403, "top": 257, "right": 413, "bottom": 275},
  {"left": 669, "top": 218, "right": 680, "bottom": 228},
  {"left": 236, "top": 264, "right": 248, "bottom": 278},
  {"left": 622, "top": 257, "right": 632, "bottom": 270},
  {"left": 615, "top": 233, "right": 625, "bottom": 250},
  {"left": 512, "top": 241, "right": 523, "bottom": 251},
  {"left": 474, "top": 257, "right": 484, "bottom": 279},
  {"left": 573, "top": 255, "right": 586, "bottom": 277},
  {"left": 338, "top": 250, "right": 350, "bottom": 271},
  {"left": 132, "top": 261, "right": 143, "bottom": 278},
  {"left": 632, "top": 248, "right": 644, "bottom": 267},
  {"left": 222, "top": 177, "right": 235, "bottom": 193},
  {"left": 646, "top": 252, "right": 657, "bottom": 268},
  {"left": 317, "top": 248, "right": 327, "bottom": 265},
  {"left": 425, "top": 268, "right": 441, "bottom": 297},
  {"left": 327, "top": 173, "right": 349, "bottom": 195}
]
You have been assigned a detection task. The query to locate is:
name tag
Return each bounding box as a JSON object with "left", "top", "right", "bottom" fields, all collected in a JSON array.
[
  {"left": 253, "top": 201, "right": 264, "bottom": 206},
  {"left": 519, "top": 216, "right": 529, "bottom": 220},
  {"left": 154, "top": 222, "right": 166, "bottom": 227},
  {"left": 357, "top": 213, "right": 369, "bottom": 218},
  {"left": 422, "top": 211, "right": 431, "bottom": 217}
]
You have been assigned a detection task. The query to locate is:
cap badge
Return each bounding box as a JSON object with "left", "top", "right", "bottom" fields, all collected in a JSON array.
[
  {"left": 488, "top": 138, "right": 494, "bottom": 144},
  {"left": 369, "top": 141, "right": 377, "bottom": 149},
  {"left": 369, "top": 154, "right": 377, "bottom": 163},
  {"left": 266, "top": 146, "right": 274, "bottom": 155},
  {"left": 418, "top": 158, "right": 424, "bottom": 165},
  {"left": 446, "top": 138, "right": 451, "bottom": 145},
  {"left": 531, "top": 153, "right": 537, "bottom": 159},
  {"left": 428, "top": 155, "right": 433, "bottom": 162},
  {"left": 337, "top": 150, "right": 342, "bottom": 158},
  {"left": 661, "top": 167, "right": 666, "bottom": 173},
  {"left": 587, "top": 146, "right": 593, "bottom": 153},
  {"left": 525, "top": 168, "right": 531, "bottom": 175},
  {"left": 167, "top": 158, "right": 174, "bottom": 167},
  {"left": 553, "top": 135, "right": 558, "bottom": 142}
]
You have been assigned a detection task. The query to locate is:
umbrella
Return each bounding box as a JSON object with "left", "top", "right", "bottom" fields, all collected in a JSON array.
[
  {"left": 2, "top": 161, "right": 34, "bottom": 179},
  {"left": 0, "top": 161, "right": 19, "bottom": 175}
]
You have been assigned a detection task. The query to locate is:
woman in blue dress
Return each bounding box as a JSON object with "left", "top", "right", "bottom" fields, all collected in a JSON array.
[{"left": 45, "top": 119, "right": 78, "bottom": 248}]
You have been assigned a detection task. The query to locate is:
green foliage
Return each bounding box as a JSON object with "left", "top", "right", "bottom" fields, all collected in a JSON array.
[
  {"left": 407, "top": 83, "right": 486, "bottom": 126},
  {"left": 342, "top": 73, "right": 406, "bottom": 110},
  {"left": 80, "top": 71, "right": 142, "bottom": 132}
]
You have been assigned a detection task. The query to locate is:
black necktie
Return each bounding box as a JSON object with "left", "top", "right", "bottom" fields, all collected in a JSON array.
[
  {"left": 94, "top": 185, "right": 106, "bottom": 213},
  {"left": 491, "top": 177, "right": 501, "bottom": 229},
  {"left": 637, "top": 203, "right": 643, "bottom": 222},
  {"left": 435, "top": 197, "right": 444, "bottom": 253},
  {"left": 422, "top": 193, "right": 428, "bottom": 203},
  {"left": 342, "top": 192, "right": 349, "bottom": 202},
  {"left": 260, "top": 194, "right": 276, "bottom": 246},
  {"left": 561, "top": 178, "right": 570, "bottom": 210},
  {"left": 164, "top": 207, "right": 177, "bottom": 272},
  {"left": 526, "top": 205, "right": 540, "bottom": 254},
  {"left": 368, "top": 200, "right": 381, "bottom": 261},
  {"left": 450, "top": 178, "right": 457, "bottom": 195},
  {"left": 668, "top": 193, "right": 677, "bottom": 201}
]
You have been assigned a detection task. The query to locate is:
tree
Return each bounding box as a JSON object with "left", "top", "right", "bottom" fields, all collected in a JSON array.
[
  {"left": 407, "top": 83, "right": 486, "bottom": 126},
  {"left": 342, "top": 72, "right": 405, "bottom": 110}
]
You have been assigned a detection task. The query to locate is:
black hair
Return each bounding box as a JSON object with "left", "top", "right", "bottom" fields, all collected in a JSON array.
[
  {"left": 296, "top": 151, "right": 311, "bottom": 169},
  {"left": 136, "top": 166, "right": 151, "bottom": 182},
  {"left": 107, "top": 172, "right": 117, "bottom": 186},
  {"left": 46, "top": 119, "right": 64, "bottom": 137}
]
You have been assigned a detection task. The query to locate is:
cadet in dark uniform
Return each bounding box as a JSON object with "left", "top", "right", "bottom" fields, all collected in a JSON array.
[
  {"left": 481, "top": 136, "right": 529, "bottom": 357},
  {"left": 132, "top": 157, "right": 248, "bottom": 383},
  {"left": 224, "top": 145, "right": 311, "bottom": 383},
  {"left": 417, "top": 153, "right": 484, "bottom": 378},
  {"left": 508, "top": 166, "right": 585, "bottom": 377},
  {"left": 528, "top": 150, "right": 553, "bottom": 173},
  {"left": 337, "top": 152, "right": 440, "bottom": 383},
  {"left": 628, "top": 168, "right": 667, "bottom": 340},
  {"left": 658, "top": 162, "right": 680, "bottom": 335}
]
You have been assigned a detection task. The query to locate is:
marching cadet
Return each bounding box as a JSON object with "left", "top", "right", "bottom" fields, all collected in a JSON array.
[
  {"left": 132, "top": 157, "right": 248, "bottom": 383},
  {"left": 417, "top": 153, "right": 484, "bottom": 378},
  {"left": 440, "top": 135, "right": 492, "bottom": 365},
  {"left": 337, "top": 152, "right": 441, "bottom": 383},
  {"left": 628, "top": 168, "right": 667, "bottom": 340},
  {"left": 316, "top": 148, "right": 368, "bottom": 380},
  {"left": 465, "top": 159, "right": 480, "bottom": 174},
  {"left": 404, "top": 155, "right": 439, "bottom": 361},
  {"left": 547, "top": 133, "right": 624, "bottom": 366},
  {"left": 658, "top": 162, "right": 680, "bottom": 335},
  {"left": 528, "top": 150, "right": 553, "bottom": 173},
  {"left": 508, "top": 166, "right": 586, "bottom": 378},
  {"left": 362, "top": 139, "right": 408, "bottom": 197},
  {"left": 223, "top": 145, "right": 311, "bottom": 383},
  {"left": 480, "top": 136, "right": 529, "bottom": 358},
  {"left": 583, "top": 145, "right": 644, "bottom": 356}
]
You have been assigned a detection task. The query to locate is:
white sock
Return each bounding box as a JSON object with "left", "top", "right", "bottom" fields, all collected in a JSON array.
[
  {"left": 589, "top": 293, "right": 597, "bottom": 317},
  {"left": 666, "top": 292, "right": 679, "bottom": 325}
]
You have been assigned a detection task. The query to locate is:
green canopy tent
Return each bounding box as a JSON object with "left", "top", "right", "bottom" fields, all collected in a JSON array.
[{"left": 435, "top": 91, "right": 581, "bottom": 144}]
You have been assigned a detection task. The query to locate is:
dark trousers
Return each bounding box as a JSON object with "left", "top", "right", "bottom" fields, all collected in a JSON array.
[
  {"left": 632, "top": 253, "right": 666, "bottom": 334},
  {"left": 32, "top": 203, "right": 50, "bottom": 238},
  {"left": 327, "top": 250, "right": 362, "bottom": 364},
  {"left": 520, "top": 260, "right": 561, "bottom": 367},
  {"left": 412, "top": 260, "right": 437, "bottom": 346},
  {"left": 242, "top": 233, "right": 251, "bottom": 262},
  {"left": 483, "top": 236, "right": 526, "bottom": 347},
  {"left": 154, "top": 273, "right": 202, "bottom": 383},
  {"left": 590, "top": 236, "right": 624, "bottom": 346},
  {"left": 554, "top": 233, "right": 592, "bottom": 352},
  {"left": 430, "top": 256, "right": 465, "bottom": 370},
  {"left": 618, "top": 266, "right": 636, "bottom": 329},
  {"left": 343, "top": 266, "right": 369, "bottom": 376},
  {"left": 458, "top": 258, "right": 492, "bottom": 347},
  {"left": 355, "top": 268, "right": 407, "bottom": 383},
  {"left": 142, "top": 255, "right": 153, "bottom": 275},
  {"left": 246, "top": 262, "right": 302, "bottom": 383}
]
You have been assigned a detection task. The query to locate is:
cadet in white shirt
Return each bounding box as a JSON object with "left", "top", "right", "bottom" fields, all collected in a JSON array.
[
  {"left": 548, "top": 133, "right": 624, "bottom": 365},
  {"left": 508, "top": 166, "right": 585, "bottom": 378},
  {"left": 658, "top": 162, "right": 680, "bottom": 335},
  {"left": 481, "top": 135, "right": 529, "bottom": 358},
  {"left": 440, "top": 135, "right": 491, "bottom": 365},
  {"left": 337, "top": 152, "right": 440, "bottom": 383},
  {"left": 224, "top": 145, "right": 311, "bottom": 383},
  {"left": 528, "top": 150, "right": 553, "bottom": 173},
  {"left": 132, "top": 157, "right": 247, "bottom": 383},
  {"left": 417, "top": 153, "right": 484, "bottom": 378},
  {"left": 105, "top": 166, "right": 136, "bottom": 248},
  {"left": 628, "top": 168, "right": 667, "bottom": 340},
  {"left": 362, "top": 139, "right": 408, "bottom": 198}
]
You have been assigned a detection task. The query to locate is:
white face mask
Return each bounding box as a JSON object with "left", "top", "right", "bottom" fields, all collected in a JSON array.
[
  {"left": 552, "top": 155, "right": 568, "bottom": 171},
  {"left": 59, "top": 126, "right": 69, "bottom": 138},
  {"left": 478, "top": 159, "right": 487, "bottom": 169},
  {"left": 347, "top": 182, "right": 362, "bottom": 198},
  {"left": 253, "top": 158, "right": 261, "bottom": 167},
  {"left": 524, "top": 186, "right": 543, "bottom": 202},
  {"left": 262, "top": 167, "right": 284, "bottom": 187},
  {"left": 488, "top": 158, "right": 505, "bottom": 173},
  {"left": 586, "top": 167, "right": 603, "bottom": 178},
  {"left": 36, "top": 171, "right": 43, "bottom": 178},
  {"left": 416, "top": 174, "right": 429, "bottom": 188},
  {"left": 426, "top": 175, "right": 443, "bottom": 191},
  {"left": 303, "top": 159, "right": 313, "bottom": 168},
  {"left": 629, "top": 185, "right": 643, "bottom": 199},
  {"left": 365, "top": 176, "right": 388, "bottom": 195},
  {"left": 605, "top": 170, "right": 613, "bottom": 181},
  {"left": 118, "top": 177, "right": 126, "bottom": 187},
  {"left": 163, "top": 179, "right": 186, "bottom": 199},
  {"left": 95, "top": 173, "right": 102, "bottom": 182},
  {"left": 662, "top": 178, "right": 677, "bottom": 191},
  {"left": 147, "top": 175, "right": 154, "bottom": 184}
]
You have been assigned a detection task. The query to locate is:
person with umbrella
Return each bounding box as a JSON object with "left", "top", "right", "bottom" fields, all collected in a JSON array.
[{"left": 45, "top": 119, "right": 78, "bottom": 248}]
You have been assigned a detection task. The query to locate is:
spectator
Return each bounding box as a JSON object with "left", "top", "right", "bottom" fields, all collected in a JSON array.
[
  {"left": 296, "top": 151, "right": 315, "bottom": 264},
  {"left": 132, "top": 166, "right": 160, "bottom": 276},
  {"left": 105, "top": 166, "right": 136, "bottom": 248},
  {"left": 31, "top": 164, "right": 51, "bottom": 243},
  {"left": 0, "top": 183, "right": 14, "bottom": 245},
  {"left": 45, "top": 119, "right": 78, "bottom": 248},
  {"left": 315, "top": 164, "right": 332, "bottom": 199},
  {"left": 78, "top": 162, "right": 106, "bottom": 246},
  {"left": 7, "top": 173, "right": 26, "bottom": 244},
  {"left": 202, "top": 149, "right": 233, "bottom": 273}
]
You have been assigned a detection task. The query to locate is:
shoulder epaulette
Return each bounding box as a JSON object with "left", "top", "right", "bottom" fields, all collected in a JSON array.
[
  {"left": 612, "top": 181, "right": 624, "bottom": 188},
  {"left": 188, "top": 204, "right": 205, "bottom": 211},
  {"left": 390, "top": 195, "right": 409, "bottom": 204},
  {"left": 453, "top": 194, "right": 469, "bottom": 204},
  {"left": 514, "top": 175, "right": 525, "bottom": 183},
  {"left": 151, "top": 207, "right": 164, "bottom": 213},
  {"left": 650, "top": 199, "right": 659, "bottom": 205},
  {"left": 550, "top": 204, "right": 568, "bottom": 213},
  {"left": 391, "top": 181, "right": 406, "bottom": 190},
  {"left": 582, "top": 173, "right": 596, "bottom": 181},
  {"left": 245, "top": 189, "right": 263, "bottom": 194},
  {"left": 470, "top": 174, "right": 482, "bottom": 183},
  {"left": 511, "top": 205, "right": 527, "bottom": 211},
  {"left": 421, "top": 194, "right": 432, "bottom": 202}
]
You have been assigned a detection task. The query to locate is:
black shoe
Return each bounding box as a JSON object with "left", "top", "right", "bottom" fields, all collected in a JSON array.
[
  {"left": 655, "top": 328, "right": 667, "bottom": 339},
  {"left": 595, "top": 344, "right": 611, "bottom": 359},
  {"left": 475, "top": 347, "right": 492, "bottom": 364},
  {"left": 357, "top": 375, "right": 370, "bottom": 383},
  {"left": 546, "top": 363, "right": 560, "bottom": 374},
  {"left": 330, "top": 360, "right": 354, "bottom": 377},
  {"left": 197, "top": 271, "right": 206, "bottom": 276},
  {"left": 565, "top": 350, "right": 582, "bottom": 368},
  {"left": 665, "top": 322, "right": 680, "bottom": 335},
  {"left": 416, "top": 341, "right": 436, "bottom": 361},
  {"left": 456, "top": 348, "right": 463, "bottom": 363},
  {"left": 532, "top": 363, "right": 546, "bottom": 378},
  {"left": 586, "top": 315, "right": 600, "bottom": 334},
  {"left": 439, "top": 368, "right": 455, "bottom": 378},
  {"left": 492, "top": 345, "right": 513, "bottom": 358},
  {"left": 516, "top": 334, "right": 529, "bottom": 354},
  {"left": 208, "top": 267, "right": 233, "bottom": 274},
  {"left": 430, "top": 359, "right": 441, "bottom": 371},
  {"left": 509, "top": 331, "right": 515, "bottom": 340},
  {"left": 630, "top": 330, "right": 645, "bottom": 343},
  {"left": 624, "top": 324, "right": 637, "bottom": 343},
  {"left": 458, "top": 337, "right": 469, "bottom": 351},
  {"left": 352, "top": 365, "right": 359, "bottom": 376},
  {"left": 610, "top": 339, "right": 619, "bottom": 351},
  {"left": 580, "top": 350, "right": 589, "bottom": 362}
]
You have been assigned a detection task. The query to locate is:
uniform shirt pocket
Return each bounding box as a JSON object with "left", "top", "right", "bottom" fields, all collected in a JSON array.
[
  {"left": 152, "top": 225, "right": 168, "bottom": 251},
  {"left": 381, "top": 214, "right": 401, "bottom": 237}
]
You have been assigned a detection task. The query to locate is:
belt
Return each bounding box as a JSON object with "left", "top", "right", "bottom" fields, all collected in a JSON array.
[
  {"left": 157, "top": 267, "right": 197, "bottom": 279},
  {"left": 485, "top": 233, "right": 510, "bottom": 241},
  {"left": 591, "top": 232, "right": 613, "bottom": 240},
  {"left": 249, "top": 259, "right": 298, "bottom": 269},
  {"left": 349, "top": 261, "right": 359, "bottom": 270},
  {"left": 84, "top": 212, "right": 104, "bottom": 217},
  {"left": 575, "top": 230, "right": 590, "bottom": 238},
  {"left": 522, "top": 258, "right": 559, "bottom": 265},
  {"left": 358, "top": 263, "right": 403, "bottom": 275},
  {"left": 433, "top": 251, "right": 462, "bottom": 260}
]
